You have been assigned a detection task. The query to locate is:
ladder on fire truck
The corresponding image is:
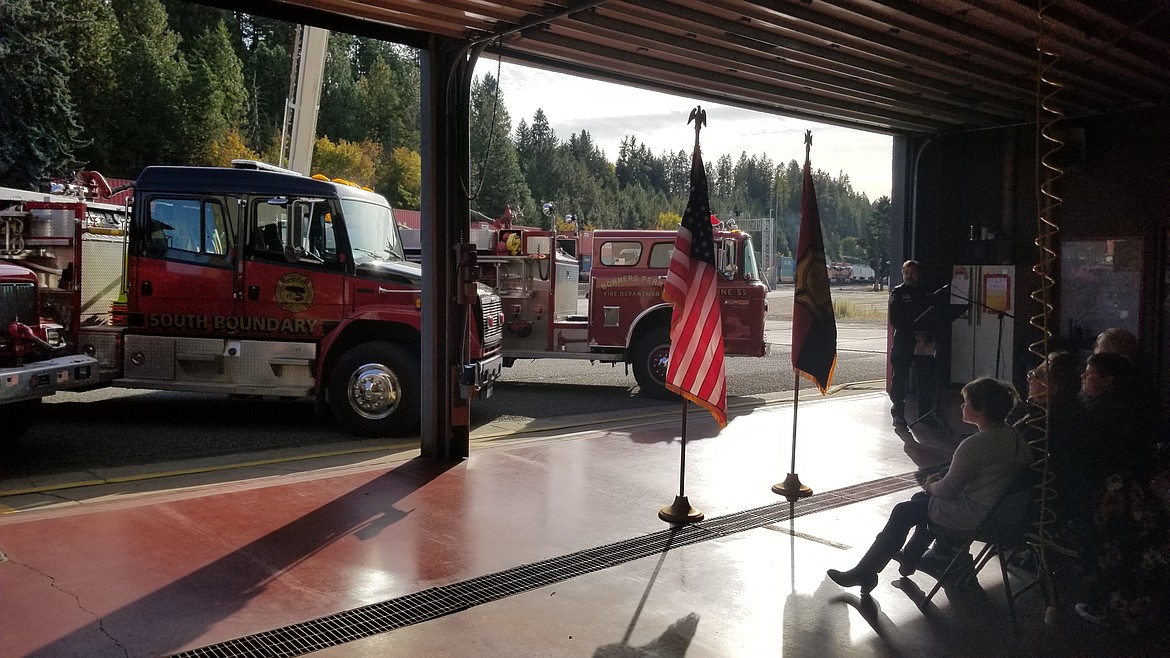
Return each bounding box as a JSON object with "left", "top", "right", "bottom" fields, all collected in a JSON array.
[{"left": 279, "top": 25, "right": 330, "bottom": 176}]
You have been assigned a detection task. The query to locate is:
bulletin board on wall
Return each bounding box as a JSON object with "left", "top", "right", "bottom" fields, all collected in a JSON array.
[
  {"left": 1060, "top": 238, "right": 1142, "bottom": 351},
  {"left": 982, "top": 272, "right": 1011, "bottom": 314}
]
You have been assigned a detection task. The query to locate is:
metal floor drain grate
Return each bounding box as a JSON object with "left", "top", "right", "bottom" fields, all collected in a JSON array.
[{"left": 170, "top": 472, "right": 918, "bottom": 658}]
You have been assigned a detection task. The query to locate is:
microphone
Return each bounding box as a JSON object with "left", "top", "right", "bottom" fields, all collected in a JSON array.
[{"left": 915, "top": 284, "right": 953, "bottom": 324}]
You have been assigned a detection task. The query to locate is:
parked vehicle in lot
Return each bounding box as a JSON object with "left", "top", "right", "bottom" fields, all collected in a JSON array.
[
  {"left": 848, "top": 263, "right": 876, "bottom": 282},
  {"left": 0, "top": 161, "right": 504, "bottom": 440},
  {"left": 776, "top": 255, "right": 795, "bottom": 284}
]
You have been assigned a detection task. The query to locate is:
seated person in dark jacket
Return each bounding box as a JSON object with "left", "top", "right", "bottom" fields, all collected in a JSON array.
[
  {"left": 1092, "top": 327, "right": 1167, "bottom": 464},
  {"left": 1074, "top": 348, "right": 1170, "bottom": 635},
  {"left": 1011, "top": 351, "right": 1091, "bottom": 523},
  {"left": 1080, "top": 351, "right": 1157, "bottom": 485},
  {"left": 1093, "top": 327, "right": 1139, "bottom": 363}
]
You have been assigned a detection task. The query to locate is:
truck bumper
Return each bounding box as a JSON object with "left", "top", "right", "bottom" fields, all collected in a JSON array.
[
  {"left": 461, "top": 353, "right": 504, "bottom": 399},
  {"left": 1, "top": 353, "right": 100, "bottom": 404}
]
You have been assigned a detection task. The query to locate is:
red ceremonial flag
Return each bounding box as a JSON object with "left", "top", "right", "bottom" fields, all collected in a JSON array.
[
  {"left": 792, "top": 154, "right": 838, "bottom": 393},
  {"left": 663, "top": 148, "right": 727, "bottom": 427}
]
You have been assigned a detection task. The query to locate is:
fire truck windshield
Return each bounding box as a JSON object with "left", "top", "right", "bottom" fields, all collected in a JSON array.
[
  {"left": 740, "top": 236, "right": 762, "bottom": 282},
  {"left": 344, "top": 199, "right": 404, "bottom": 264}
]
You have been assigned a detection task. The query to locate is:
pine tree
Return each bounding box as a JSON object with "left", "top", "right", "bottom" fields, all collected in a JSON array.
[
  {"left": 183, "top": 21, "right": 247, "bottom": 165},
  {"left": 359, "top": 57, "right": 403, "bottom": 149},
  {"left": 318, "top": 33, "right": 363, "bottom": 143},
  {"left": 0, "top": 0, "right": 82, "bottom": 188},
  {"left": 59, "top": 0, "right": 120, "bottom": 172},
  {"left": 865, "top": 196, "right": 892, "bottom": 288},
  {"left": 236, "top": 14, "right": 295, "bottom": 157},
  {"left": 469, "top": 73, "right": 533, "bottom": 222},
  {"left": 106, "top": 0, "right": 188, "bottom": 173},
  {"left": 516, "top": 109, "right": 565, "bottom": 211}
]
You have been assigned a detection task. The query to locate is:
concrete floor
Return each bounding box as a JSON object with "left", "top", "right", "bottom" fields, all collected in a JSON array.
[{"left": 0, "top": 389, "right": 1161, "bottom": 657}]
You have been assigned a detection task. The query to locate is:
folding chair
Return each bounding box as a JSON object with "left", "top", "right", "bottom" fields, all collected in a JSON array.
[{"left": 919, "top": 471, "right": 1037, "bottom": 632}]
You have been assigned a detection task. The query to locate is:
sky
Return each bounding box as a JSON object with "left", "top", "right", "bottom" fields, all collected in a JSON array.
[{"left": 476, "top": 61, "right": 894, "bottom": 201}]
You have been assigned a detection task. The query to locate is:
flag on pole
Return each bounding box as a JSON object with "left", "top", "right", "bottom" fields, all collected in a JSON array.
[
  {"left": 792, "top": 133, "right": 837, "bottom": 393},
  {"left": 663, "top": 147, "right": 727, "bottom": 428}
]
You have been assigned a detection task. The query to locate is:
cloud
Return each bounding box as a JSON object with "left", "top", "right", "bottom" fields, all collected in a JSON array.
[{"left": 485, "top": 61, "right": 892, "bottom": 198}]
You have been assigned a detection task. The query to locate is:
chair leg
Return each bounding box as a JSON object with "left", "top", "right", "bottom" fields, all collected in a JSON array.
[
  {"left": 995, "top": 542, "right": 1020, "bottom": 634},
  {"left": 966, "top": 543, "right": 994, "bottom": 589},
  {"left": 1030, "top": 544, "right": 1060, "bottom": 626},
  {"left": 921, "top": 541, "right": 976, "bottom": 607}
]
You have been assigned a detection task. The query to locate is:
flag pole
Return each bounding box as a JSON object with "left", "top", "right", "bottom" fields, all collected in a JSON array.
[
  {"left": 660, "top": 399, "right": 703, "bottom": 522},
  {"left": 660, "top": 105, "right": 719, "bottom": 525},
  {"left": 773, "top": 373, "right": 812, "bottom": 500},
  {"left": 774, "top": 130, "right": 826, "bottom": 502}
]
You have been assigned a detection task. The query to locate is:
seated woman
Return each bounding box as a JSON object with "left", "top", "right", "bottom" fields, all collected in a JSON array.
[
  {"left": 1074, "top": 351, "right": 1170, "bottom": 635},
  {"left": 1089, "top": 328, "right": 1166, "bottom": 465},
  {"left": 1080, "top": 351, "right": 1157, "bottom": 484},
  {"left": 1092, "top": 327, "right": 1139, "bottom": 363},
  {"left": 1012, "top": 351, "right": 1091, "bottom": 521},
  {"left": 827, "top": 378, "right": 1029, "bottom": 593}
]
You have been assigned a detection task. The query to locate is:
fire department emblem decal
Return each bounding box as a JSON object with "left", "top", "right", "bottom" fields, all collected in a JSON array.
[{"left": 275, "top": 273, "right": 314, "bottom": 312}]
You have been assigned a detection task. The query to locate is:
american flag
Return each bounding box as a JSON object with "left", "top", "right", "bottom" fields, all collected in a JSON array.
[
  {"left": 792, "top": 153, "right": 837, "bottom": 393},
  {"left": 663, "top": 149, "right": 727, "bottom": 427}
]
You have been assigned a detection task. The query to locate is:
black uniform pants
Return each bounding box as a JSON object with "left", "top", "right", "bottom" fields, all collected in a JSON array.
[{"left": 889, "top": 349, "right": 938, "bottom": 417}]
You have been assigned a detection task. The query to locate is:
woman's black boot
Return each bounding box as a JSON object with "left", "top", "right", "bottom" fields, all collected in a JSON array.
[
  {"left": 827, "top": 530, "right": 902, "bottom": 594},
  {"left": 826, "top": 568, "right": 879, "bottom": 594},
  {"left": 898, "top": 525, "right": 936, "bottom": 577}
]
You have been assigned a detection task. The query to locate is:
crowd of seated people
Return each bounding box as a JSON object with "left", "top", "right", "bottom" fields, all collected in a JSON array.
[
  {"left": 1010, "top": 330, "right": 1167, "bottom": 635},
  {"left": 1068, "top": 330, "right": 1169, "bottom": 635},
  {"left": 879, "top": 327, "right": 1169, "bottom": 636},
  {"left": 829, "top": 327, "right": 1167, "bottom": 633}
]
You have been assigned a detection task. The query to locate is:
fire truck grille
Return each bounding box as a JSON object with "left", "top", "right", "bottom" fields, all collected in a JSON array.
[
  {"left": 478, "top": 294, "right": 503, "bottom": 349},
  {"left": 0, "top": 282, "right": 36, "bottom": 326}
]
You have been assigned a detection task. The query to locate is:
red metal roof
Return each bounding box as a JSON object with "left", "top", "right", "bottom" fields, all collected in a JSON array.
[{"left": 395, "top": 208, "right": 421, "bottom": 230}]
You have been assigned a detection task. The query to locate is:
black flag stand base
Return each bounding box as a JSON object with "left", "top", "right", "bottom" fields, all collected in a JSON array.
[
  {"left": 772, "top": 473, "right": 813, "bottom": 501},
  {"left": 659, "top": 495, "right": 705, "bottom": 523},
  {"left": 660, "top": 397, "right": 704, "bottom": 524}
]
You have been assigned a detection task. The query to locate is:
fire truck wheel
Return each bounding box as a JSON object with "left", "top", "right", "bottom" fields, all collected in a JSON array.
[
  {"left": 1, "top": 398, "right": 41, "bottom": 442},
  {"left": 632, "top": 326, "right": 678, "bottom": 401},
  {"left": 329, "top": 342, "right": 420, "bottom": 437}
]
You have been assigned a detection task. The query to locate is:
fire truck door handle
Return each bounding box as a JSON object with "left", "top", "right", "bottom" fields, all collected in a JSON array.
[
  {"left": 140, "top": 280, "right": 152, "bottom": 296},
  {"left": 248, "top": 285, "right": 260, "bottom": 300},
  {"left": 658, "top": 275, "right": 667, "bottom": 280}
]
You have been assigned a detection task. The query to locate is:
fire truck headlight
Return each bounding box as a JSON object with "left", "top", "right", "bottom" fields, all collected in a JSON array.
[{"left": 44, "top": 327, "right": 63, "bottom": 346}]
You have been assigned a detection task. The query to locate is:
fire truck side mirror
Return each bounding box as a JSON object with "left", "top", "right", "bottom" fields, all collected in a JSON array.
[{"left": 718, "top": 239, "right": 738, "bottom": 280}]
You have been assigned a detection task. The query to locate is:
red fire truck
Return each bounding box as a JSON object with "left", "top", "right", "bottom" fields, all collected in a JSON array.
[
  {"left": 1, "top": 191, "right": 125, "bottom": 440},
  {"left": 405, "top": 222, "right": 769, "bottom": 398},
  {"left": 0, "top": 162, "right": 504, "bottom": 440}
]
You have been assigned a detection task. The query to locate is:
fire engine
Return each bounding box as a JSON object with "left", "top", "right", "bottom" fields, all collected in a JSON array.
[
  {"left": 0, "top": 162, "right": 504, "bottom": 440},
  {"left": 1, "top": 191, "right": 124, "bottom": 440},
  {"left": 403, "top": 219, "right": 769, "bottom": 398}
]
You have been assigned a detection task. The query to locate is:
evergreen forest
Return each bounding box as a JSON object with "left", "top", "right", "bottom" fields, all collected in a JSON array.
[{"left": 0, "top": 0, "right": 891, "bottom": 272}]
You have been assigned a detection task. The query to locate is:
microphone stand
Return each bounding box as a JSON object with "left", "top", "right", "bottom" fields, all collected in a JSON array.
[{"left": 948, "top": 286, "right": 1014, "bottom": 380}]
